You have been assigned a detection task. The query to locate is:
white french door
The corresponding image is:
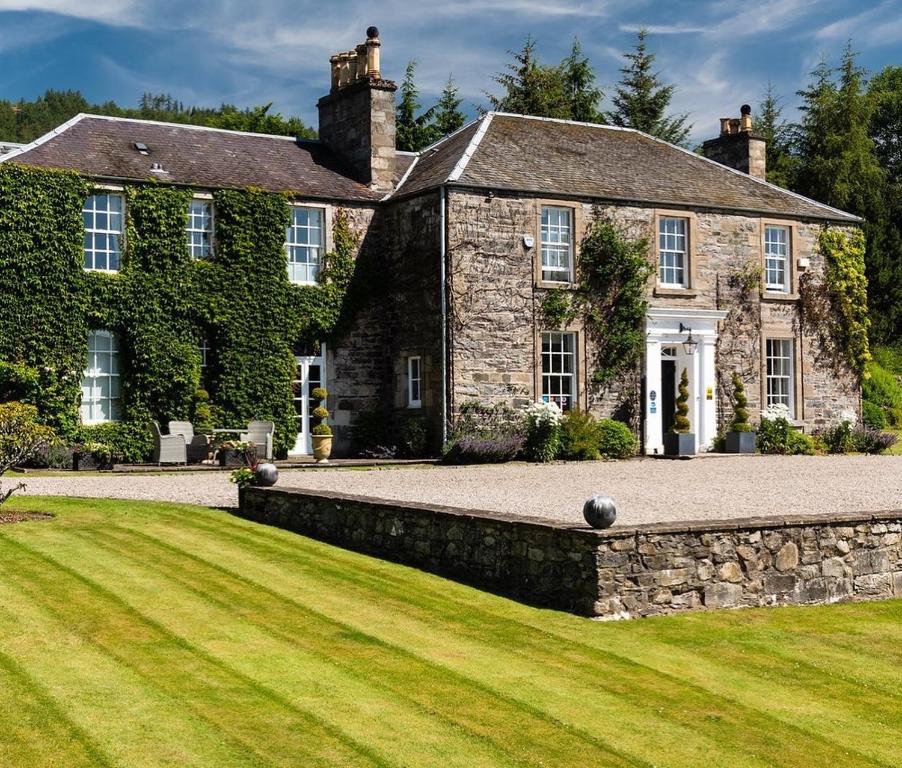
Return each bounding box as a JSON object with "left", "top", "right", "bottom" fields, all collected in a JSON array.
[{"left": 291, "top": 348, "right": 325, "bottom": 455}]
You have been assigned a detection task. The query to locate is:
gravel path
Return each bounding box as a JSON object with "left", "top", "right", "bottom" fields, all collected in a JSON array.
[{"left": 15, "top": 454, "right": 902, "bottom": 526}]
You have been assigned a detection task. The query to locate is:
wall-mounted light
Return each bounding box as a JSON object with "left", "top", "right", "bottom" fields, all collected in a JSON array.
[{"left": 679, "top": 323, "right": 698, "bottom": 355}]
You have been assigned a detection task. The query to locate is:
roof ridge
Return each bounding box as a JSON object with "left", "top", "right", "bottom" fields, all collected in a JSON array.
[
  {"left": 383, "top": 153, "right": 420, "bottom": 202},
  {"left": 489, "top": 112, "right": 858, "bottom": 222},
  {"left": 447, "top": 113, "right": 493, "bottom": 183}
]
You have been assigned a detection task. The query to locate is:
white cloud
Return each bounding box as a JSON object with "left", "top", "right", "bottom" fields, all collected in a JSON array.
[{"left": 815, "top": 0, "right": 902, "bottom": 46}]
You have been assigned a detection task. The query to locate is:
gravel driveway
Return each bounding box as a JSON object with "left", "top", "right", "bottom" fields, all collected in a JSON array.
[{"left": 15, "top": 454, "right": 902, "bottom": 527}]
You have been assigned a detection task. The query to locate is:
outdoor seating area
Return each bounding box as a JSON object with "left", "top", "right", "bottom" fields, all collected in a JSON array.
[{"left": 150, "top": 420, "right": 275, "bottom": 466}]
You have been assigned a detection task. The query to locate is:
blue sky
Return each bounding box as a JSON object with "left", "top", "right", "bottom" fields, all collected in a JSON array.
[{"left": 0, "top": 0, "right": 899, "bottom": 142}]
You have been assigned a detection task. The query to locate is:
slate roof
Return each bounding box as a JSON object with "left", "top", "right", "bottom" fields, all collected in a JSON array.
[
  {"left": 395, "top": 113, "right": 859, "bottom": 223},
  {"left": 0, "top": 114, "right": 382, "bottom": 201}
]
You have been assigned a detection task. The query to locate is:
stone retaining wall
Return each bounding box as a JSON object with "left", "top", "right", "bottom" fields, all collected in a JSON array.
[{"left": 239, "top": 486, "right": 902, "bottom": 618}]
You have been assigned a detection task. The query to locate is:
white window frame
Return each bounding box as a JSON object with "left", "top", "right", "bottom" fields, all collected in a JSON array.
[
  {"left": 766, "top": 338, "right": 795, "bottom": 417},
  {"left": 540, "top": 206, "right": 574, "bottom": 283},
  {"left": 285, "top": 205, "right": 325, "bottom": 285},
  {"left": 541, "top": 331, "right": 576, "bottom": 412},
  {"left": 81, "top": 330, "right": 121, "bottom": 424},
  {"left": 658, "top": 216, "right": 688, "bottom": 288},
  {"left": 764, "top": 225, "right": 791, "bottom": 292},
  {"left": 187, "top": 198, "right": 214, "bottom": 259},
  {"left": 83, "top": 193, "right": 124, "bottom": 272},
  {"left": 407, "top": 356, "right": 422, "bottom": 408}
]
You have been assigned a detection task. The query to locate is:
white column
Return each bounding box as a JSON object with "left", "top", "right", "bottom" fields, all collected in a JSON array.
[
  {"left": 645, "top": 340, "right": 662, "bottom": 454},
  {"left": 699, "top": 337, "right": 718, "bottom": 451}
]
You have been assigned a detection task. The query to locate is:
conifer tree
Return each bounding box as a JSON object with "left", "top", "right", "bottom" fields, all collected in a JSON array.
[
  {"left": 608, "top": 28, "right": 691, "bottom": 145},
  {"left": 431, "top": 76, "right": 467, "bottom": 139},
  {"left": 395, "top": 60, "right": 436, "bottom": 152},
  {"left": 756, "top": 82, "right": 797, "bottom": 188},
  {"left": 561, "top": 38, "right": 603, "bottom": 123},
  {"left": 486, "top": 36, "right": 569, "bottom": 119}
]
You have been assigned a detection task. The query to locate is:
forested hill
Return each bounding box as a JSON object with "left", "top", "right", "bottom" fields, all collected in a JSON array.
[{"left": 0, "top": 89, "right": 316, "bottom": 143}]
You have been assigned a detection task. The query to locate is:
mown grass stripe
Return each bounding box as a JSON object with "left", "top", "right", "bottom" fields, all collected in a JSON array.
[
  {"left": 0, "top": 648, "right": 115, "bottom": 768},
  {"left": 64, "top": 525, "right": 650, "bottom": 768},
  {"left": 0, "top": 535, "right": 393, "bottom": 768},
  {"left": 94, "top": 519, "right": 889, "bottom": 768}
]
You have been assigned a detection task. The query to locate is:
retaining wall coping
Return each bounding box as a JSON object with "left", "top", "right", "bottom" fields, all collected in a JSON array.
[{"left": 250, "top": 487, "right": 901, "bottom": 538}]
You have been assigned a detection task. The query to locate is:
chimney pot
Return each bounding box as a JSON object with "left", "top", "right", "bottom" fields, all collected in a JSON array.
[{"left": 703, "top": 104, "right": 766, "bottom": 180}]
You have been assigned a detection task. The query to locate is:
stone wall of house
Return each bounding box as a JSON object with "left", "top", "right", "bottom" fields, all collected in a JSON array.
[
  {"left": 326, "top": 203, "right": 385, "bottom": 454},
  {"left": 240, "top": 486, "right": 902, "bottom": 618},
  {"left": 445, "top": 188, "right": 860, "bottom": 437},
  {"left": 381, "top": 191, "right": 445, "bottom": 453}
]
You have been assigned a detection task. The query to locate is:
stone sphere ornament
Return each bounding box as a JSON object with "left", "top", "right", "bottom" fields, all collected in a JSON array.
[
  {"left": 583, "top": 494, "right": 617, "bottom": 529},
  {"left": 253, "top": 463, "right": 279, "bottom": 487}
]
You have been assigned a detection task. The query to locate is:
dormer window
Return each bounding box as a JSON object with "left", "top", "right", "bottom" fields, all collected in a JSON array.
[{"left": 187, "top": 199, "right": 214, "bottom": 259}]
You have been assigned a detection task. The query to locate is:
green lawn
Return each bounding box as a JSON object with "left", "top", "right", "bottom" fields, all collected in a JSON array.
[{"left": 0, "top": 497, "right": 899, "bottom": 768}]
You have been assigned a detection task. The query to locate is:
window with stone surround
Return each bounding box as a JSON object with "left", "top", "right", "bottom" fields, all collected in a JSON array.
[
  {"left": 285, "top": 206, "right": 324, "bottom": 285},
  {"left": 764, "top": 225, "right": 791, "bottom": 292},
  {"left": 83, "top": 193, "right": 124, "bottom": 272},
  {"left": 407, "top": 356, "right": 422, "bottom": 408},
  {"left": 541, "top": 331, "right": 576, "bottom": 411},
  {"left": 540, "top": 206, "right": 574, "bottom": 283},
  {"left": 187, "top": 198, "right": 214, "bottom": 259},
  {"left": 766, "top": 338, "right": 794, "bottom": 417},
  {"left": 658, "top": 216, "right": 688, "bottom": 287},
  {"left": 80, "top": 330, "right": 121, "bottom": 423}
]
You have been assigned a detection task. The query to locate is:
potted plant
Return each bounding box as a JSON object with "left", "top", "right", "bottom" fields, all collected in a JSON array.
[
  {"left": 663, "top": 368, "right": 695, "bottom": 456},
  {"left": 311, "top": 387, "right": 332, "bottom": 463},
  {"left": 218, "top": 439, "right": 255, "bottom": 468},
  {"left": 73, "top": 441, "right": 114, "bottom": 471},
  {"left": 725, "top": 372, "right": 756, "bottom": 453}
]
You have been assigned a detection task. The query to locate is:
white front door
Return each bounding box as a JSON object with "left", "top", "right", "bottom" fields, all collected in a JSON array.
[{"left": 291, "top": 350, "right": 325, "bottom": 455}]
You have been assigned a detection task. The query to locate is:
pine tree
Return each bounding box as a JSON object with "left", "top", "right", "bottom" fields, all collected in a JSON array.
[
  {"left": 756, "top": 82, "right": 797, "bottom": 188},
  {"left": 560, "top": 38, "right": 603, "bottom": 123},
  {"left": 866, "top": 66, "right": 902, "bottom": 342},
  {"left": 430, "top": 76, "right": 466, "bottom": 140},
  {"left": 608, "top": 28, "right": 691, "bottom": 145},
  {"left": 395, "top": 60, "right": 436, "bottom": 152},
  {"left": 486, "top": 36, "right": 569, "bottom": 119}
]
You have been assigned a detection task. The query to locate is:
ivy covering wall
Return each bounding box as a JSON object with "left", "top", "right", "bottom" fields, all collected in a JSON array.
[{"left": 0, "top": 163, "right": 361, "bottom": 459}]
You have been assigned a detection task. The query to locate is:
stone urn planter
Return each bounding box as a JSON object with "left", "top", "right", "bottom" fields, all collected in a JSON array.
[
  {"left": 663, "top": 432, "right": 695, "bottom": 457},
  {"left": 312, "top": 434, "right": 333, "bottom": 463},
  {"left": 725, "top": 430, "right": 756, "bottom": 454}
]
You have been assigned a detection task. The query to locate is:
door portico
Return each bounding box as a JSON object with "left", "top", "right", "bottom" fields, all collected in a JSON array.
[{"left": 644, "top": 308, "right": 727, "bottom": 455}]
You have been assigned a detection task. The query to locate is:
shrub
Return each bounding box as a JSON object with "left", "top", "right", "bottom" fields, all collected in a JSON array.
[
  {"left": 443, "top": 435, "right": 524, "bottom": 464},
  {"left": 311, "top": 387, "right": 331, "bottom": 436},
  {"left": 729, "top": 372, "right": 753, "bottom": 432},
  {"left": 400, "top": 415, "right": 429, "bottom": 458},
  {"left": 192, "top": 388, "right": 215, "bottom": 435},
  {"left": 351, "top": 410, "right": 394, "bottom": 456},
  {"left": 443, "top": 401, "right": 526, "bottom": 464},
  {"left": 0, "top": 402, "right": 56, "bottom": 505},
  {"left": 523, "top": 401, "right": 562, "bottom": 462},
  {"left": 850, "top": 425, "right": 898, "bottom": 454},
  {"left": 862, "top": 357, "right": 902, "bottom": 426},
  {"left": 597, "top": 419, "right": 636, "bottom": 459},
  {"left": 75, "top": 422, "right": 153, "bottom": 464},
  {"left": 558, "top": 409, "right": 601, "bottom": 460},
  {"left": 758, "top": 408, "right": 813, "bottom": 456},
  {"left": 819, "top": 421, "right": 854, "bottom": 454},
  {"left": 0, "top": 361, "right": 41, "bottom": 403},
  {"left": 671, "top": 368, "right": 691, "bottom": 433},
  {"left": 861, "top": 399, "right": 887, "bottom": 430}
]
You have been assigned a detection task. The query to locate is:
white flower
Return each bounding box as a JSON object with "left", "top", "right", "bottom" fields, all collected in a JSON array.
[
  {"left": 761, "top": 403, "right": 791, "bottom": 422},
  {"left": 525, "top": 400, "right": 563, "bottom": 427},
  {"left": 839, "top": 408, "right": 857, "bottom": 425}
]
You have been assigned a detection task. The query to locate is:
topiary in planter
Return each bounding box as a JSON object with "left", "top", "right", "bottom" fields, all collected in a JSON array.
[
  {"left": 664, "top": 368, "right": 695, "bottom": 456},
  {"left": 725, "top": 372, "right": 756, "bottom": 453},
  {"left": 311, "top": 388, "right": 332, "bottom": 462}
]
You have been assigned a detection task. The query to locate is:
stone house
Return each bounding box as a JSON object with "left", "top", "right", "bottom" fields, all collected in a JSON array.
[{"left": 0, "top": 29, "right": 860, "bottom": 456}]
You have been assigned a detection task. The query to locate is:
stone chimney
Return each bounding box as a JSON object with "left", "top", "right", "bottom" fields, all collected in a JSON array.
[
  {"left": 317, "top": 27, "right": 397, "bottom": 191},
  {"left": 701, "top": 105, "right": 766, "bottom": 180}
]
